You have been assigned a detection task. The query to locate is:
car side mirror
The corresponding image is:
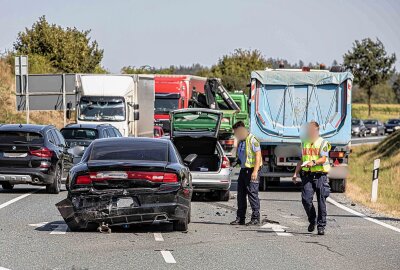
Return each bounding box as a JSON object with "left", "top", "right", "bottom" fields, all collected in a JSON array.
[{"left": 183, "top": 154, "right": 197, "bottom": 166}]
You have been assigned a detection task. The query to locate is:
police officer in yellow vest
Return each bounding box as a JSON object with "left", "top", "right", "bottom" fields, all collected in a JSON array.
[
  {"left": 293, "top": 121, "right": 331, "bottom": 235},
  {"left": 230, "top": 121, "right": 262, "bottom": 226}
]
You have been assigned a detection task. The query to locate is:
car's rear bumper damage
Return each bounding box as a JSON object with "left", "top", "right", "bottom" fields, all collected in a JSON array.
[{"left": 56, "top": 188, "right": 190, "bottom": 231}]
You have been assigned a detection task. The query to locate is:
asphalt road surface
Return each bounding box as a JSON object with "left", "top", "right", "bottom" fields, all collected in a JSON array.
[
  {"left": 0, "top": 169, "right": 399, "bottom": 270},
  {"left": 351, "top": 135, "right": 386, "bottom": 145}
]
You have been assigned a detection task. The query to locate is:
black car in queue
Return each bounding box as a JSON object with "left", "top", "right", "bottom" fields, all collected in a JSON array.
[
  {"left": 61, "top": 123, "right": 122, "bottom": 165},
  {"left": 0, "top": 124, "right": 72, "bottom": 193},
  {"left": 57, "top": 137, "right": 194, "bottom": 231}
]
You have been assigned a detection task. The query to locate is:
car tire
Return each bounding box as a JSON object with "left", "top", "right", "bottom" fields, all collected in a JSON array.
[
  {"left": 330, "top": 179, "right": 346, "bottom": 193},
  {"left": 219, "top": 190, "right": 230, "bottom": 201},
  {"left": 46, "top": 165, "right": 62, "bottom": 194},
  {"left": 173, "top": 213, "right": 189, "bottom": 231},
  {"left": 1, "top": 183, "right": 14, "bottom": 190}
]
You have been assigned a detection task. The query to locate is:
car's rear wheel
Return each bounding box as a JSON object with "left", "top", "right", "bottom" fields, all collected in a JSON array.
[
  {"left": 173, "top": 212, "right": 189, "bottom": 231},
  {"left": 1, "top": 183, "right": 14, "bottom": 190},
  {"left": 46, "top": 165, "right": 61, "bottom": 194},
  {"left": 219, "top": 190, "right": 230, "bottom": 201}
]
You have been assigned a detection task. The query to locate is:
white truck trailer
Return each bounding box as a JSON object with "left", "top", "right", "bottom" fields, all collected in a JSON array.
[{"left": 74, "top": 74, "right": 154, "bottom": 137}]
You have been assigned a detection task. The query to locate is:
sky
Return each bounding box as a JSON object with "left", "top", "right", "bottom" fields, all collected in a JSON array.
[{"left": 1, "top": 0, "right": 399, "bottom": 72}]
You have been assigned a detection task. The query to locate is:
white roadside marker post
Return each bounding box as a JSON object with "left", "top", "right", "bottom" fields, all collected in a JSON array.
[{"left": 371, "top": 159, "right": 380, "bottom": 203}]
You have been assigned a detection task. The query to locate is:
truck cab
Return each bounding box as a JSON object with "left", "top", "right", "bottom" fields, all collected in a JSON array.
[
  {"left": 154, "top": 75, "right": 207, "bottom": 133},
  {"left": 250, "top": 68, "right": 353, "bottom": 192}
]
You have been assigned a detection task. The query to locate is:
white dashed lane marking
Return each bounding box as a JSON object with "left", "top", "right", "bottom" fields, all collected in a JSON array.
[
  {"left": 0, "top": 267, "right": 11, "bottom": 270},
  {"left": 50, "top": 224, "right": 69, "bottom": 235},
  {"left": 154, "top": 233, "right": 164, "bottom": 241},
  {"left": 160, "top": 251, "right": 176, "bottom": 264},
  {"left": 0, "top": 189, "right": 42, "bottom": 210},
  {"left": 261, "top": 223, "right": 293, "bottom": 236}
]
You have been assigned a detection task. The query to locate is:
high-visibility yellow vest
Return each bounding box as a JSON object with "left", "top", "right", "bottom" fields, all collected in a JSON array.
[
  {"left": 244, "top": 133, "right": 259, "bottom": 168},
  {"left": 301, "top": 137, "right": 331, "bottom": 173}
]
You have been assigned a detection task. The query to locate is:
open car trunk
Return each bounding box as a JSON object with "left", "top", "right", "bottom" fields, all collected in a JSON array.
[{"left": 173, "top": 137, "right": 221, "bottom": 172}]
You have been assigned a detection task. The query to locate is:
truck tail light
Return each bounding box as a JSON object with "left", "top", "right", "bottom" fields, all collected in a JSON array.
[
  {"left": 261, "top": 150, "right": 269, "bottom": 156},
  {"left": 29, "top": 147, "right": 53, "bottom": 158},
  {"left": 330, "top": 151, "right": 345, "bottom": 158},
  {"left": 76, "top": 171, "right": 179, "bottom": 185},
  {"left": 221, "top": 156, "right": 230, "bottom": 168}
]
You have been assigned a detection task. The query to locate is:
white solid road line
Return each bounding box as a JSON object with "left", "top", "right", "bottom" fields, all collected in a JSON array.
[
  {"left": 327, "top": 197, "right": 400, "bottom": 233},
  {"left": 50, "top": 224, "right": 69, "bottom": 234},
  {"left": 160, "top": 251, "right": 176, "bottom": 264},
  {"left": 154, "top": 233, "right": 164, "bottom": 241},
  {"left": 261, "top": 223, "right": 293, "bottom": 236},
  {"left": 0, "top": 189, "right": 42, "bottom": 210},
  {"left": 0, "top": 267, "right": 11, "bottom": 270}
]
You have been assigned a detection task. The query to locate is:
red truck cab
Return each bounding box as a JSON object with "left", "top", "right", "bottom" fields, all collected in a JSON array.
[{"left": 154, "top": 75, "right": 206, "bottom": 132}]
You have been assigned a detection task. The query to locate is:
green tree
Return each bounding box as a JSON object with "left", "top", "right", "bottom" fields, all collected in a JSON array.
[
  {"left": 393, "top": 74, "right": 400, "bottom": 104},
  {"left": 14, "top": 16, "right": 104, "bottom": 73},
  {"left": 210, "top": 49, "right": 268, "bottom": 91},
  {"left": 343, "top": 38, "right": 396, "bottom": 115}
]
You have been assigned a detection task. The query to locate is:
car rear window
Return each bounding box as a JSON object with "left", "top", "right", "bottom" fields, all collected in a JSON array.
[
  {"left": 0, "top": 131, "right": 43, "bottom": 144},
  {"left": 61, "top": 128, "right": 98, "bottom": 140},
  {"left": 388, "top": 119, "right": 400, "bottom": 124},
  {"left": 90, "top": 140, "right": 168, "bottom": 161}
]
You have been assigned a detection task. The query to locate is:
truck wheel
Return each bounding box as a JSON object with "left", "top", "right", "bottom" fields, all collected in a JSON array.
[
  {"left": 46, "top": 166, "right": 62, "bottom": 194},
  {"left": 1, "top": 183, "right": 14, "bottom": 190},
  {"left": 266, "top": 177, "right": 280, "bottom": 186},
  {"left": 259, "top": 177, "right": 267, "bottom": 191},
  {"left": 219, "top": 190, "right": 230, "bottom": 201},
  {"left": 330, "top": 179, "right": 346, "bottom": 193}
]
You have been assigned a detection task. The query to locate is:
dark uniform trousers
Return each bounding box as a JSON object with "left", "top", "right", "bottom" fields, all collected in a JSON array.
[
  {"left": 301, "top": 172, "right": 331, "bottom": 228},
  {"left": 237, "top": 168, "right": 260, "bottom": 221}
]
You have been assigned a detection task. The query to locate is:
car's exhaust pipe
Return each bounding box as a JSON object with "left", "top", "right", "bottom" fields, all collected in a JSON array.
[
  {"left": 32, "top": 177, "right": 40, "bottom": 183},
  {"left": 154, "top": 214, "right": 168, "bottom": 221}
]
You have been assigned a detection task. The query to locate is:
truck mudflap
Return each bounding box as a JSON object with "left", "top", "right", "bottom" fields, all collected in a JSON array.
[{"left": 56, "top": 188, "right": 190, "bottom": 231}]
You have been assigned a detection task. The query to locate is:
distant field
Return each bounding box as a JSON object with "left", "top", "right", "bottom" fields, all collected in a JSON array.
[
  {"left": 352, "top": 103, "right": 400, "bottom": 122},
  {"left": 347, "top": 131, "right": 400, "bottom": 217}
]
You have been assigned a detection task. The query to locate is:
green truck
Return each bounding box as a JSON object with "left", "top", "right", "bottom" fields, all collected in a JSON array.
[
  {"left": 186, "top": 78, "right": 249, "bottom": 161},
  {"left": 216, "top": 92, "right": 249, "bottom": 160}
]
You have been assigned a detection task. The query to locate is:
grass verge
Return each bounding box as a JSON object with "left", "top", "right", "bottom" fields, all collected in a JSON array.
[{"left": 347, "top": 131, "right": 400, "bottom": 217}]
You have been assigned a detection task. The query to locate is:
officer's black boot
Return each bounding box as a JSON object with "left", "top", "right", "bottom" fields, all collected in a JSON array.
[
  {"left": 317, "top": 227, "right": 325, "bottom": 235},
  {"left": 245, "top": 219, "right": 260, "bottom": 226},
  {"left": 308, "top": 223, "right": 316, "bottom": 232},
  {"left": 230, "top": 219, "right": 245, "bottom": 225}
]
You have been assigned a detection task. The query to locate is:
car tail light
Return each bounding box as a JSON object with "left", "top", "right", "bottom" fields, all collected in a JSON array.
[
  {"left": 221, "top": 156, "right": 230, "bottom": 168},
  {"left": 76, "top": 174, "right": 92, "bottom": 185},
  {"left": 76, "top": 171, "right": 179, "bottom": 185},
  {"left": 279, "top": 157, "right": 285, "bottom": 162},
  {"left": 330, "top": 151, "right": 345, "bottom": 158},
  {"left": 29, "top": 147, "right": 53, "bottom": 158},
  {"left": 302, "top": 67, "right": 311, "bottom": 72},
  {"left": 220, "top": 139, "right": 235, "bottom": 145}
]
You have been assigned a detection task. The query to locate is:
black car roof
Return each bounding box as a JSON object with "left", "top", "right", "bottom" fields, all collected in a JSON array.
[
  {"left": 62, "top": 123, "right": 112, "bottom": 130},
  {"left": 0, "top": 124, "right": 53, "bottom": 133}
]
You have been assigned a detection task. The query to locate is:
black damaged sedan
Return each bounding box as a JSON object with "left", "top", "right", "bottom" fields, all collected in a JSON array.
[{"left": 57, "top": 137, "right": 194, "bottom": 231}]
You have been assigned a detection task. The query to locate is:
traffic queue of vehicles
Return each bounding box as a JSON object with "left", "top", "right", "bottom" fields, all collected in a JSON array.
[
  {"left": 5, "top": 67, "right": 399, "bottom": 232},
  {"left": 351, "top": 118, "right": 399, "bottom": 136}
]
